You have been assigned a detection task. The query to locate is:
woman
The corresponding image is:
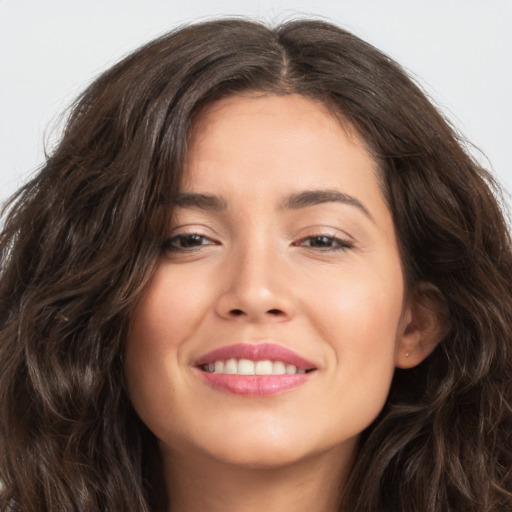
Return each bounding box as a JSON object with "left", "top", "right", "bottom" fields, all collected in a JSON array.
[{"left": 0, "top": 18, "right": 511, "bottom": 512}]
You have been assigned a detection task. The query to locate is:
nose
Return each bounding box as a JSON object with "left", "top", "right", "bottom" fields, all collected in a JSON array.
[{"left": 214, "top": 242, "right": 296, "bottom": 323}]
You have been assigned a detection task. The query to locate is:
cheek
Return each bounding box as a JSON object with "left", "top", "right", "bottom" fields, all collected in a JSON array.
[
  {"left": 302, "top": 262, "right": 404, "bottom": 389},
  {"left": 124, "top": 265, "right": 211, "bottom": 422},
  {"left": 129, "top": 263, "right": 213, "bottom": 350},
  {"left": 307, "top": 263, "right": 404, "bottom": 340}
]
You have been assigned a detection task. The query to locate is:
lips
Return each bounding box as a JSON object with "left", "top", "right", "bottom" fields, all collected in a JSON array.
[{"left": 194, "top": 343, "right": 317, "bottom": 396}]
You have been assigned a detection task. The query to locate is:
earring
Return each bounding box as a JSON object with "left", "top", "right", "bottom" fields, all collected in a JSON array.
[{"left": 405, "top": 351, "right": 410, "bottom": 358}]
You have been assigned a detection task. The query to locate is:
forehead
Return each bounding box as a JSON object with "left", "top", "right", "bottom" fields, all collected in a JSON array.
[
  {"left": 182, "top": 93, "right": 384, "bottom": 210},
  {"left": 187, "top": 92, "right": 369, "bottom": 162}
]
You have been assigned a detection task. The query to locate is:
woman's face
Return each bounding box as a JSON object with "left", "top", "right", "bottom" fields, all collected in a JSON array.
[{"left": 125, "top": 93, "right": 415, "bottom": 470}]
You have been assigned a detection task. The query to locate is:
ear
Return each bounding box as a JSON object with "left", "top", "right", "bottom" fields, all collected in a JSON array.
[{"left": 395, "top": 282, "right": 449, "bottom": 369}]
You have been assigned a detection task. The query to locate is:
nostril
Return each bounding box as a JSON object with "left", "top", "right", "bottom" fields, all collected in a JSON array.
[{"left": 225, "top": 308, "right": 286, "bottom": 319}]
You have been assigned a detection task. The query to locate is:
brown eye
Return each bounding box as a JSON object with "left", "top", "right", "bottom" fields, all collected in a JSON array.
[
  {"left": 163, "top": 233, "right": 215, "bottom": 252},
  {"left": 306, "top": 235, "right": 336, "bottom": 248},
  {"left": 296, "top": 235, "right": 353, "bottom": 251}
]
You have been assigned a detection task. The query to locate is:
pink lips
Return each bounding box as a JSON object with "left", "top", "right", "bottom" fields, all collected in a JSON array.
[{"left": 194, "top": 343, "right": 316, "bottom": 397}]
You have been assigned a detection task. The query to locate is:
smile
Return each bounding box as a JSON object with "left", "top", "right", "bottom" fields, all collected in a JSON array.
[
  {"left": 194, "top": 343, "right": 317, "bottom": 396},
  {"left": 200, "top": 359, "right": 312, "bottom": 375}
]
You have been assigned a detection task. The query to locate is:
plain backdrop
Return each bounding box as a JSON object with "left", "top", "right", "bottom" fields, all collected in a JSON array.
[{"left": 1, "top": 0, "right": 511, "bottom": 211}]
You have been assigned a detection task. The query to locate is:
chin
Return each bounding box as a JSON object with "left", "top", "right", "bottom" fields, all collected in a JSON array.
[
  {"left": 184, "top": 422, "right": 352, "bottom": 471},
  {"left": 208, "top": 441, "right": 306, "bottom": 469}
]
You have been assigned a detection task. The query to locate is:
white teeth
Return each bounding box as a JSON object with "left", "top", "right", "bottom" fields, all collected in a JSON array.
[
  {"left": 224, "top": 358, "right": 237, "bottom": 374},
  {"left": 255, "top": 360, "right": 273, "bottom": 375},
  {"left": 203, "top": 359, "right": 307, "bottom": 375},
  {"left": 237, "top": 359, "right": 255, "bottom": 375},
  {"left": 286, "top": 363, "right": 297, "bottom": 374},
  {"left": 272, "top": 361, "right": 286, "bottom": 375}
]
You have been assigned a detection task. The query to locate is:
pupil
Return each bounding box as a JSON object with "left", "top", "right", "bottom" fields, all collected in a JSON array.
[
  {"left": 181, "top": 234, "right": 202, "bottom": 247},
  {"left": 312, "top": 236, "right": 332, "bottom": 247}
]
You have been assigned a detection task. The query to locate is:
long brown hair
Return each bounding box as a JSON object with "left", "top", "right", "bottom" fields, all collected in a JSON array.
[{"left": 1, "top": 18, "right": 511, "bottom": 512}]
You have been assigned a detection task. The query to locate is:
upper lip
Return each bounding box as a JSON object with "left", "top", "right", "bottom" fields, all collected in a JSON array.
[{"left": 194, "top": 343, "right": 316, "bottom": 371}]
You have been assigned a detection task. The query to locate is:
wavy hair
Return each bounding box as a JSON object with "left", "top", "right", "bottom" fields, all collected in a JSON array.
[{"left": 1, "top": 18, "right": 511, "bottom": 512}]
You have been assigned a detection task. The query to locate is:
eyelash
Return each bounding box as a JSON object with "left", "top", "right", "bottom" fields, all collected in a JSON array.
[
  {"left": 294, "top": 234, "right": 354, "bottom": 251},
  {"left": 162, "top": 233, "right": 217, "bottom": 252},
  {"left": 162, "top": 233, "right": 354, "bottom": 253}
]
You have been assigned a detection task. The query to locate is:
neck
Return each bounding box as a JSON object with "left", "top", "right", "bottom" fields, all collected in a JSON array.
[{"left": 161, "top": 443, "right": 355, "bottom": 512}]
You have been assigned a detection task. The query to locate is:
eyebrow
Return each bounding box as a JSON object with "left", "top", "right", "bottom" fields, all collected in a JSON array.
[
  {"left": 172, "top": 192, "right": 227, "bottom": 211},
  {"left": 281, "top": 189, "right": 373, "bottom": 220},
  {"left": 171, "top": 189, "right": 372, "bottom": 220}
]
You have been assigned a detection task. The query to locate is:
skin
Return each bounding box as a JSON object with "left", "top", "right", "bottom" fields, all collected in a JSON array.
[{"left": 125, "top": 93, "right": 440, "bottom": 511}]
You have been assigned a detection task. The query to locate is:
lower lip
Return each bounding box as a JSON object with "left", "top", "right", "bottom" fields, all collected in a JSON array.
[{"left": 198, "top": 371, "right": 312, "bottom": 396}]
